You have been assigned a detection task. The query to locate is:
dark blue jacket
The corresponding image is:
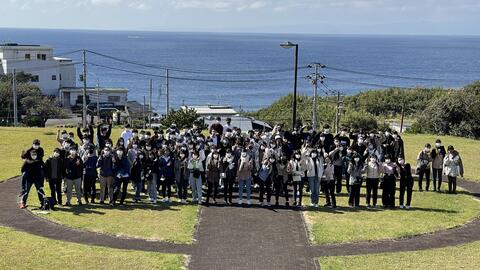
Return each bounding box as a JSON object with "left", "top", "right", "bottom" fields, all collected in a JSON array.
[
  {"left": 97, "top": 155, "right": 114, "bottom": 177},
  {"left": 65, "top": 156, "right": 83, "bottom": 180},
  {"left": 83, "top": 155, "right": 98, "bottom": 178},
  {"left": 113, "top": 156, "right": 131, "bottom": 177}
]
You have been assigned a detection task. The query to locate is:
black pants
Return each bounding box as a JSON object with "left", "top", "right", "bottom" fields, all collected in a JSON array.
[
  {"left": 345, "top": 172, "right": 351, "bottom": 193},
  {"left": 206, "top": 181, "right": 218, "bottom": 203},
  {"left": 382, "top": 175, "right": 396, "bottom": 208},
  {"left": 113, "top": 177, "right": 129, "bottom": 204},
  {"left": 418, "top": 168, "right": 431, "bottom": 190},
  {"left": 259, "top": 177, "right": 272, "bottom": 203},
  {"left": 432, "top": 168, "right": 443, "bottom": 190},
  {"left": 448, "top": 176, "right": 457, "bottom": 193},
  {"left": 223, "top": 178, "right": 234, "bottom": 203},
  {"left": 162, "top": 179, "right": 173, "bottom": 199},
  {"left": 176, "top": 175, "right": 189, "bottom": 200},
  {"left": 321, "top": 180, "right": 336, "bottom": 207},
  {"left": 366, "top": 178, "right": 379, "bottom": 206},
  {"left": 334, "top": 165, "right": 343, "bottom": 193},
  {"left": 20, "top": 179, "right": 45, "bottom": 205},
  {"left": 274, "top": 177, "right": 289, "bottom": 204},
  {"left": 348, "top": 181, "right": 362, "bottom": 207},
  {"left": 399, "top": 179, "right": 413, "bottom": 206},
  {"left": 48, "top": 178, "right": 63, "bottom": 205},
  {"left": 83, "top": 175, "right": 97, "bottom": 202},
  {"left": 293, "top": 179, "right": 304, "bottom": 206}
]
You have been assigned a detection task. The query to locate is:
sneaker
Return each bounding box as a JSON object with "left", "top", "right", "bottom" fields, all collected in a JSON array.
[
  {"left": 78, "top": 202, "right": 83, "bottom": 206},
  {"left": 285, "top": 202, "right": 290, "bottom": 207},
  {"left": 400, "top": 205, "right": 405, "bottom": 209},
  {"left": 310, "top": 203, "right": 314, "bottom": 207},
  {"left": 267, "top": 203, "right": 271, "bottom": 207},
  {"left": 65, "top": 202, "right": 72, "bottom": 206},
  {"left": 238, "top": 199, "right": 243, "bottom": 205},
  {"left": 19, "top": 202, "right": 26, "bottom": 209},
  {"left": 247, "top": 200, "right": 251, "bottom": 205},
  {"left": 168, "top": 198, "right": 172, "bottom": 203},
  {"left": 314, "top": 204, "right": 318, "bottom": 208},
  {"left": 366, "top": 204, "right": 371, "bottom": 208},
  {"left": 406, "top": 205, "right": 411, "bottom": 209},
  {"left": 181, "top": 199, "right": 187, "bottom": 204}
]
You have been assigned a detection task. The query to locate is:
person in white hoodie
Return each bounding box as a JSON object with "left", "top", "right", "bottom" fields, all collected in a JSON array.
[
  {"left": 304, "top": 149, "right": 324, "bottom": 207},
  {"left": 443, "top": 145, "right": 464, "bottom": 194}
]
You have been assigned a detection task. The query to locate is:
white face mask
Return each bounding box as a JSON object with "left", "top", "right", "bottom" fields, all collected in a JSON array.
[
  {"left": 104, "top": 151, "right": 110, "bottom": 156},
  {"left": 295, "top": 154, "right": 301, "bottom": 160},
  {"left": 347, "top": 150, "right": 352, "bottom": 154},
  {"left": 269, "top": 158, "right": 275, "bottom": 163},
  {"left": 33, "top": 144, "right": 40, "bottom": 149},
  {"left": 385, "top": 132, "right": 391, "bottom": 136},
  {"left": 213, "top": 154, "right": 219, "bottom": 159},
  {"left": 53, "top": 152, "right": 60, "bottom": 158},
  {"left": 435, "top": 143, "right": 441, "bottom": 148},
  {"left": 398, "top": 160, "right": 405, "bottom": 165},
  {"left": 354, "top": 158, "right": 360, "bottom": 162},
  {"left": 241, "top": 153, "right": 247, "bottom": 158},
  {"left": 106, "top": 143, "right": 112, "bottom": 148},
  {"left": 180, "top": 153, "right": 185, "bottom": 158},
  {"left": 358, "top": 139, "right": 364, "bottom": 144},
  {"left": 311, "top": 153, "right": 317, "bottom": 158},
  {"left": 62, "top": 134, "right": 68, "bottom": 139},
  {"left": 146, "top": 146, "right": 152, "bottom": 151},
  {"left": 319, "top": 137, "right": 325, "bottom": 142},
  {"left": 385, "top": 159, "right": 391, "bottom": 163},
  {"left": 132, "top": 144, "right": 138, "bottom": 149},
  {"left": 139, "top": 155, "right": 144, "bottom": 159},
  {"left": 83, "top": 139, "right": 89, "bottom": 144},
  {"left": 31, "top": 154, "right": 38, "bottom": 160},
  {"left": 145, "top": 135, "right": 150, "bottom": 139},
  {"left": 116, "top": 151, "right": 123, "bottom": 157},
  {"left": 370, "top": 158, "right": 376, "bottom": 162},
  {"left": 324, "top": 129, "right": 330, "bottom": 134},
  {"left": 70, "top": 150, "right": 77, "bottom": 156},
  {"left": 393, "top": 135, "right": 398, "bottom": 139}
]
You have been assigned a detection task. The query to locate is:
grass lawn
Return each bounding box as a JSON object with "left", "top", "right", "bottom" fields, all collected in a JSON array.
[
  {"left": 319, "top": 240, "right": 480, "bottom": 270},
  {"left": 402, "top": 133, "right": 480, "bottom": 182},
  {"left": 304, "top": 187, "right": 480, "bottom": 245},
  {"left": 0, "top": 226, "right": 184, "bottom": 270},
  {"left": 27, "top": 185, "right": 199, "bottom": 244}
]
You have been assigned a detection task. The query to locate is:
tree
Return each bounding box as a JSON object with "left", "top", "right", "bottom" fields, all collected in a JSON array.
[
  {"left": 465, "top": 81, "right": 480, "bottom": 95},
  {"left": 161, "top": 108, "right": 199, "bottom": 129}
]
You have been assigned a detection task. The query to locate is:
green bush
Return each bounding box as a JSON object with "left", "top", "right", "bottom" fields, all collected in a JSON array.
[
  {"left": 161, "top": 108, "right": 199, "bottom": 129},
  {"left": 341, "top": 110, "right": 378, "bottom": 131},
  {"left": 23, "top": 115, "right": 45, "bottom": 127}
]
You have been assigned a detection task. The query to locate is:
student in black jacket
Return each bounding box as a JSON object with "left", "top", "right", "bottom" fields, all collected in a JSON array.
[
  {"left": 398, "top": 159, "right": 414, "bottom": 209},
  {"left": 130, "top": 152, "right": 145, "bottom": 203},
  {"left": 19, "top": 150, "right": 46, "bottom": 209},
  {"left": 97, "top": 121, "right": 112, "bottom": 151},
  {"left": 44, "top": 148, "right": 65, "bottom": 205}
]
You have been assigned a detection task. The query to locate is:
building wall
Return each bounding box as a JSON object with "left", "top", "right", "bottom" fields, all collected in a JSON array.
[{"left": 67, "top": 91, "right": 128, "bottom": 107}]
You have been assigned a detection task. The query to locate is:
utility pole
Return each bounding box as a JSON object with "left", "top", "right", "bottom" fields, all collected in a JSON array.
[
  {"left": 335, "top": 91, "right": 341, "bottom": 134},
  {"left": 142, "top": 96, "right": 146, "bottom": 130},
  {"left": 149, "top": 79, "right": 152, "bottom": 127},
  {"left": 400, "top": 102, "right": 405, "bottom": 133},
  {"left": 165, "top": 69, "right": 170, "bottom": 116},
  {"left": 307, "top": 63, "right": 326, "bottom": 131},
  {"left": 12, "top": 69, "right": 18, "bottom": 127},
  {"left": 82, "top": 49, "right": 87, "bottom": 127},
  {"left": 96, "top": 80, "right": 100, "bottom": 120}
]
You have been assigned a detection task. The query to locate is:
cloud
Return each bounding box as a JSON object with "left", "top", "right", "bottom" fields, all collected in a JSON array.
[{"left": 170, "top": 0, "right": 269, "bottom": 12}]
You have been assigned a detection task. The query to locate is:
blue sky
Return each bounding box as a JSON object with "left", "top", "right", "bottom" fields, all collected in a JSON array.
[{"left": 3, "top": 0, "right": 480, "bottom": 35}]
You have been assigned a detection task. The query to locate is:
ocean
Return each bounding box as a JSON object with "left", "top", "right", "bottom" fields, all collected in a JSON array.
[{"left": 1, "top": 28, "right": 479, "bottom": 112}]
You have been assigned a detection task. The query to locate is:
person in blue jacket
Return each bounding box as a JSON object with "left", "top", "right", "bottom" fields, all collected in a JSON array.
[
  {"left": 112, "top": 147, "right": 130, "bottom": 206},
  {"left": 83, "top": 146, "right": 98, "bottom": 204},
  {"left": 159, "top": 148, "right": 175, "bottom": 203}
]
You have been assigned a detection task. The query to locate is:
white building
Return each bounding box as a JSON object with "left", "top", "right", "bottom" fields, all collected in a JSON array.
[
  {"left": 0, "top": 43, "right": 76, "bottom": 96},
  {"left": 60, "top": 87, "right": 128, "bottom": 108}
]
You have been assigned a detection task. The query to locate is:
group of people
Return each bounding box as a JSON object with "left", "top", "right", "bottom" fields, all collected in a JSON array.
[{"left": 18, "top": 117, "right": 464, "bottom": 211}]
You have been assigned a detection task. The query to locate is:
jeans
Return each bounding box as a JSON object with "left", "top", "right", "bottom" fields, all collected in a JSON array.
[
  {"left": 47, "top": 178, "right": 62, "bottom": 205},
  {"left": 99, "top": 175, "right": 113, "bottom": 203},
  {"left": 189, "top": 175, "right": 203, "bottom": 202},
  {"left": 133, "top": 181, "right": 143, "bottom": 200},
  {"left": 308, "top": 176, "right": 320, "bottom": 205},
  {"left": 148, "top": 174, "right": 158, "bottom": 202},
  {"left": 418, "top": 167, "right": 431, "bottom": 190},
  {"left": 20, "top": 179, "right": 45, "bottom": 205},
  {"left": 113, "top": 177, "right": 129, "bottom": 204},
  {"left": 366, "top": 178, "right": 379, "bottom": 206},
  {"left": 321, "top": 180, "right": 336, "bottom": 207},
  {"left": 432, "top": 168, "right": 443, "bottom": 190},
  {"left": 238, "top": 178, "right": 252, "bottom": 201},
  {"left": 293, "top": 179, "right": 304, "bottom": 206},
  {"left": 66, "top": 178, "right": 82, "bottom": 204}
]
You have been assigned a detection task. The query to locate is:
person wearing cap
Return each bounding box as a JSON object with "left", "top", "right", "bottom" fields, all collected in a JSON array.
[
  {"left": 19, "top": 149, "right": 46, "bottom": 209},
  {"left": 82, "top": 146, "right": 98, "bottom": 204},
  {"left": 45, "top": 148, "right": 66, "bottom": 205},
  {"left": 443, "top": 145, "right": 464, "bottom": 194},
  {"left": 64, "top": 146, "right": 84, "bottom": 206},
  {"left": 237, "top": 149, "right": 253, "bottom": 205},
  {"left": 416, "top": 143, "right": 432, "bottom": 191},
  {"left": 347, "top": 154, "right": 365, "bottom": 208},
  {"left": 97, "top": 147, "right": 114, "bottom": 204},
  {"left": 431, "top": 139, "right": 446, "bottom": 192}
]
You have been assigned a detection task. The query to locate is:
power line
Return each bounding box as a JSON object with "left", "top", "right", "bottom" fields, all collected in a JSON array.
[
  {"left": 86, "top": 49, "right": 309, "bottom": 75},
  {"left": 324, "top": 76, "right": 419, "bottom": 90}
]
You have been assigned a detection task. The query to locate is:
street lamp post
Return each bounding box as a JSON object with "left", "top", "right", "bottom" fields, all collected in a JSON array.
[{"left": 280, "top": 41, "right": 299, "bottom": 131}]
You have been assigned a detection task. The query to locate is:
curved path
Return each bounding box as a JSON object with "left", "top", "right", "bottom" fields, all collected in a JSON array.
[{"left": 1, "top": 177, "right": 479, "bottom": 270}]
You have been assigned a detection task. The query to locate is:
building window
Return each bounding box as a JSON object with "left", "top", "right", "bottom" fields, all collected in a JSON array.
[
  {"left": 31, "top": 75, "right": 39, "bottom": 82},
  {"left": 108, "top": 96, "right": 121, "bottom": 102},
  {"left": 37, "top": 54, "right": 41, "bottom": 60},
  {"left": 42, "top": 54, "right": 46, "bottom": 60},
  {"left": 59, "top": 74, "right": 62, "bottom": 80},
  {"left": 52, "top": 75, "right": 57, "bottom": 81},
  {"left": 25, "top": 54, "right": 31, "bottom": 60}
]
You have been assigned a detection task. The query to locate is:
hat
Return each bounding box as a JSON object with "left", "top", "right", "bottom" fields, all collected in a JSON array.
[{"left": 33, "top": 139, "right": 40, "bottom": 145}]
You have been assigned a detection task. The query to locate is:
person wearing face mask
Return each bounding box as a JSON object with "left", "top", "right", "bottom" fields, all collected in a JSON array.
[
  {"left": 365, "top": 155, "right": 381, "bottom": 208},
  {"left": 19, "top": 150, "right": 46, "bottom": 209},
  {"left": 258, "top": 157, "right": 274, "bottom": 207},
  {"left": 145, "top": 151, "right": 158, "bottom": 203},
  {"left": 431, "top": 139, "right": 446, "bottom": 192},
  {"left": 57, "top": 130, "right": 69, "bottom": 145},
  {"left": 275, "top": 156, "right": 290, "bottom": 206},
  {"left": 64, "top": 147, "right": 84, "bottom": 206},
  {"left": 97, "top": 147, "right": 114, "bottom": 204},
  {"left": 443, "top": 145, "right": 464, "bottom": 194},
  {"left": 352, "top": 137, "right": 366, "bottom": 158},
  {"left": 329, "top": 139, "right": 345, "bottom": 194},
  {"left": 130, "top": 151, "right": 145, "bottom": 203},
  {"left": 44, "top": 148, "right": 66, "bottom": 206},
  {"left": 175, "top": 149, "right": 189, "bottom": 203},
  {"left": 391, "top": 131, "right": 405, "bottom": 160},
  {"left": 112, "top": 147, "right": 131, "bottom": 206},
  {"left": 77, "top": 124, "right": 94, "bottom": 144},
  {"left": 237, "top": 150, "right": 253, "bottom": 205},
  {"left": 121, "top": 124, "right": 133, "bottom": 145},
  {"left": 159, "top": 149, "right": 175, "bottom": 203},
  {"left": 305, "top": 150, "right": 324, "bottom": 208},
  {"left": 221, "top": 149, "right": 237, "bottom": 205},
  {"left": 398, "top": 159, "right": 413, "bottom": 209},
  {"left": 20, "top": 139, "right": 45, "bottom": 196},
  {"left": 381, "top": 155, "right": 398, "bottom": 208},
  {"left": 321, "top": 155, "right": 336, "bottom": 208},
  {"left": 321, "top": 124, "right": 334, "bottom": 151},
  {"left": 188, "top": 151, "right": 204, "bottom": 204},
  {"left": 82, "top": 147, "right": 98, "bottom": 204},
  {"left": 290, "top": 150, "right": 305, "bottom": 207},
  {"left": 127, "top": 142, "right": 139, "bottom": 170},
  {"left": 209, "top": 116, "right": 224, "bottom": 136},
  {"left": 205, "top": 150, "right": 222, "bottom": 205},
  {"left": 336, "top": 127, "right": 351, "bottom": 151},
  {"left": 347, "top": 154, "right": 366, "bottom": 208},
  {"left": 416, "top": 143, "right": 432, "bottom": 191}
]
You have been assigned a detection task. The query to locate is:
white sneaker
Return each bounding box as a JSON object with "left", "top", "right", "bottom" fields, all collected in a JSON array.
[
  {"left": 314, "top": 204, "right": 318, "bottom": 208},
  {"left": 181, "top": 199, "right": 186, "bottom": 204},
  {"left": 262, "top": 202, "right": 267, "bottom": 206},
  {"left": 406, "top": 205, "right": 410, "bottom": 209},
  {"left": 247, "top": 200, "right": 251, "bottom": 205},
  {"left": 168, "top": 198, "right": 171, "bottom": 203},
  {"left": 400, "top": 205, "right": 405, "bottom": 209},
  {"left": 310, "top": 203, "right": 314, "bottom": 207},
  {"left": 238, "top": 199, "right": 243, "bottom": 205},
  {"left": 152, "top": 200, "right": 157, "bottom": 204}
]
